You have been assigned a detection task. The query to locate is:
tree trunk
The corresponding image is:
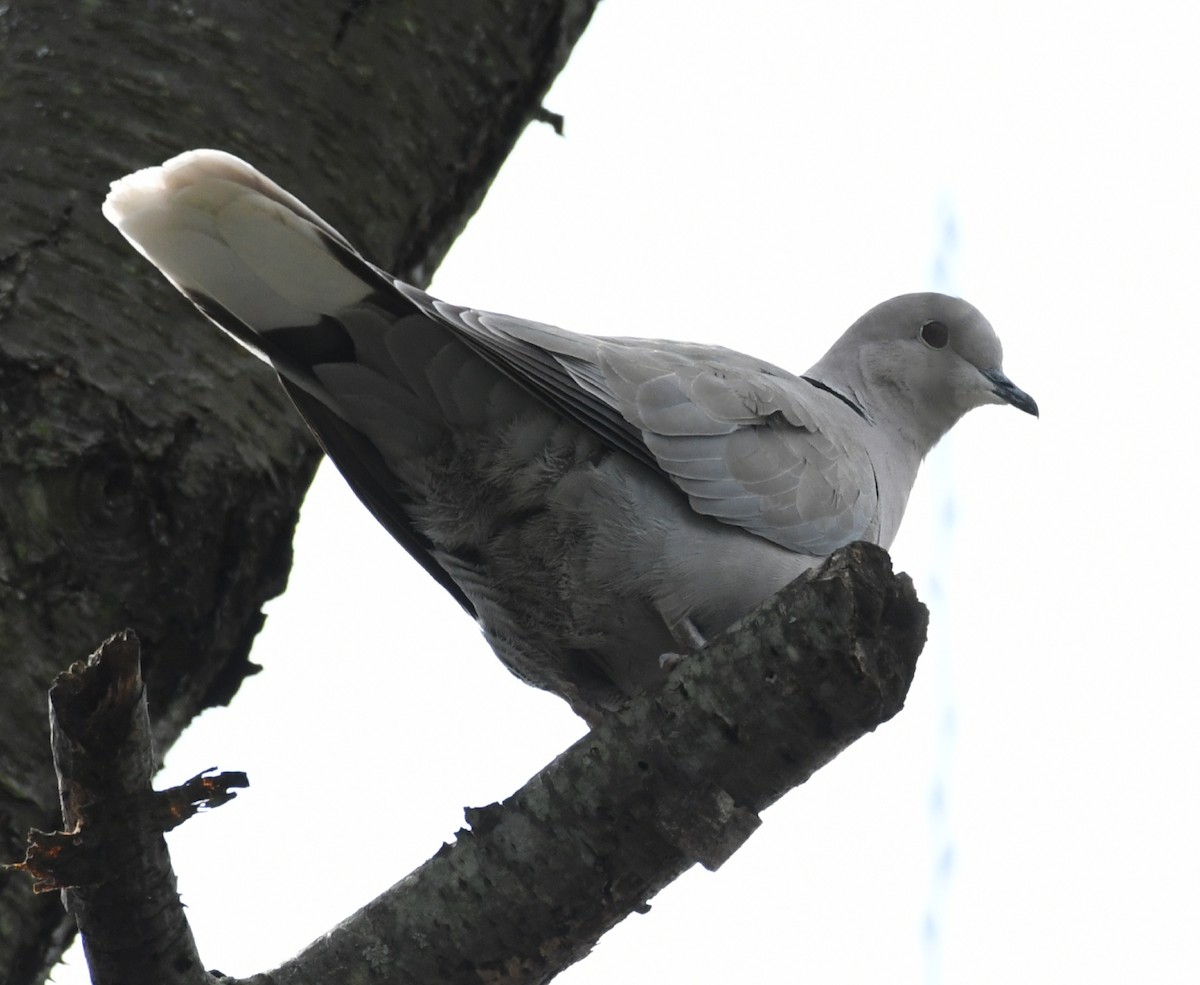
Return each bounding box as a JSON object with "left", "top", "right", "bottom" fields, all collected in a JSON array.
[{"left": 0, "top": 3, "right": 598, "bottom": 982}]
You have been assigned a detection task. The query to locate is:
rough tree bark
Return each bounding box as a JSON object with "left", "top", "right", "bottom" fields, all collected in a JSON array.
[
  {"left": 12, "top": 545, "right": 926, "bottom": 985},
  {"left": 0, "top": 3, "right": 598, "bottom": 982}
]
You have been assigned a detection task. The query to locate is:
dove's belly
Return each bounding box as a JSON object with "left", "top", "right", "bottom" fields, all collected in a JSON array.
[{"left": 410, "top": 408, "right": 832, "bottom": 721}]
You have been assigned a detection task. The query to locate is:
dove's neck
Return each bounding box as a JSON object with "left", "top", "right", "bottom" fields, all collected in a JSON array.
[
  {"left": 805, "top": 347, "right": 967, "bottom": 549},
  {"left": 809, "top": 349, "right": 961, "bottom": 460},
  {"left": 866, "top": 380, "right": 962, "bottom": 458}
]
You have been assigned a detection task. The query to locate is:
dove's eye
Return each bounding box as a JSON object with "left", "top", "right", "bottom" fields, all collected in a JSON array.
[{"left": 920, "top": 320, "right": 949, "bottom": 349}]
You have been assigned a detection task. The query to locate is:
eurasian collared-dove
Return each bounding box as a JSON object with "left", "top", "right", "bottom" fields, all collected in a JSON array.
[{"left": 103, "top": 150, "right": 1037, "bottom": 722}]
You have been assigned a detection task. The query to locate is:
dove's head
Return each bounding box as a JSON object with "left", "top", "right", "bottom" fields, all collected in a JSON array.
[{"left": 817, "top": 292, "right": 1037, "bottom": 449}]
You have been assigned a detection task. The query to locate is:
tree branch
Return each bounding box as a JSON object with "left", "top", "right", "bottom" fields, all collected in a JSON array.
[
  {"left": 9, "top": 544, "right": 922, "bottom": 985},
  {"left": 229, "top": 542, "right": 925, "bottom": 985},
  {"left": 7, "top": 631, "right": 246, "bottom": 985}
]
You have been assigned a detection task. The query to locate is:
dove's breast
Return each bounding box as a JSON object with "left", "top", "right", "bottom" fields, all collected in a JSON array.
[{"left": 406, "top": 410, "right": 823, "bottom": 718}]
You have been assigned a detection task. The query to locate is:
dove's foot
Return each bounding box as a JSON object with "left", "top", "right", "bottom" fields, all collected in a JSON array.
[
  {"left": 659, "top": 650, "right": 687, "bottom": 672},
  {"left": 658, "top": 616, "right": 708, "bottom": 672}
]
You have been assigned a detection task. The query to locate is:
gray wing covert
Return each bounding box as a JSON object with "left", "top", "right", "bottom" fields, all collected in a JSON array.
[
  {"left": 595, "top": 341, "right": 878, "bottom": 554},
  {"left": 425, "top": 299, "right": 878, "bottom": 556}
]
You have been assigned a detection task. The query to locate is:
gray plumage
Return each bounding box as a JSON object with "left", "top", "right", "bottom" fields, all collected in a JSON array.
[{"left": 103, "top": 150, "right": 1037, "bottom": 722}]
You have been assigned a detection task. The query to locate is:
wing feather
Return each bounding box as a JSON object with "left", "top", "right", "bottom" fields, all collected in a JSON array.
[{"left": 422, "top": 303, "right": 879, "bottom": 554}]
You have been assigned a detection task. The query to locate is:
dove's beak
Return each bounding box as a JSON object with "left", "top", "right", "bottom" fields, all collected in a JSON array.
[{"left": 983, "top": 369, "right": 1039, "bottom": 417}]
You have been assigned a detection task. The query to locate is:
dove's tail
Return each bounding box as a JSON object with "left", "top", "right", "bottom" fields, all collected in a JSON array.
[
  {"left": 102, "top": 149, "right": 408, "bottom": 395},
  {"left": 104, "top": 150, "right": 481, "bottom": 612}
]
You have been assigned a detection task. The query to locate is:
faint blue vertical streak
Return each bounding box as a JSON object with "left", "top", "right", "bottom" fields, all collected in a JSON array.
[{"left": 923, "top": 201, "right": 959, "bottom": 985}]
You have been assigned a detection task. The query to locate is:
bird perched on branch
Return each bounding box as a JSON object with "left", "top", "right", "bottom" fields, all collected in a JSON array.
[{"left": 103, "top": 150, "right": 1037, "bottom": 723}]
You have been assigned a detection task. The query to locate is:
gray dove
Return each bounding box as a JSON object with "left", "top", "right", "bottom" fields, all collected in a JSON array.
[{"left": 103, "top": 150, "right": 1037, "bottom": 722}]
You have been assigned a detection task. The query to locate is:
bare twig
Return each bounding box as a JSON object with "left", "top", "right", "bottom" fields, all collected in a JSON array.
[{"left": 9, "top": 631, "right": 242, "bottom": 985}]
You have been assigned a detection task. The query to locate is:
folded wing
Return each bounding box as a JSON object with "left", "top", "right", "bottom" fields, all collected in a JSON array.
[{"left": 104, "top": 150, "right": 876, "bottom": 575}]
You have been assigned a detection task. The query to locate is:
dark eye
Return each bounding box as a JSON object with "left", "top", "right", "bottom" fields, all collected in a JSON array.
[{"left": 921, "top": 320, "right": 949, "bottom": 349}]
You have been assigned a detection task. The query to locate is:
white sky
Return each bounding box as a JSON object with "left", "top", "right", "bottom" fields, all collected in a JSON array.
[{"left": 56, "top": 2, "right": 1200, "bottom": 982}]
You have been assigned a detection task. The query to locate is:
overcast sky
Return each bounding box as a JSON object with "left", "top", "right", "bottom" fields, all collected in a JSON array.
[{"left": 58, "top": 2, "right": 1199, "bottom": 983}]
